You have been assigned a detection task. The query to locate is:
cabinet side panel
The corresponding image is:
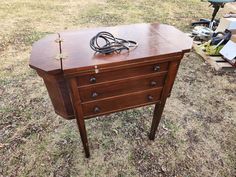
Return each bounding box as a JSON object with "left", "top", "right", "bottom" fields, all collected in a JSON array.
[{"left": 38, "top": 71, "right": 75, "bottom": 119}]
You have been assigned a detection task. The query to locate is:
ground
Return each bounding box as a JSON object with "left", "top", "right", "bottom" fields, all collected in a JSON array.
[{"left": 0, "top": 0, "right": 236, "bottom": 177}]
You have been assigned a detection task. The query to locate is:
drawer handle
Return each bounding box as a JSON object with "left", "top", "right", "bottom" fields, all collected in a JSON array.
[
  {"left": 150, "top": 81, "right": 157, "bottom": 87},
  {"left": 90, "top": 77, "right": 96, "bottom": 83},
  {"left": 153, "top": 65, "right": 160, "bottom": 71},
  {"left": 94, "top": 106, "right": 101, "bottom": 113},
  {"left": 147, "top": 95, "right": 154, "bottom": 101},
  {"left": 91, "top": 92, "right": 98, "bottom": 98}
]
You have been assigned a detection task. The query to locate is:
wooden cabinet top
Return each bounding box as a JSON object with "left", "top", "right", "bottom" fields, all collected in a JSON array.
[{"left": 29, "top": 23, "right": 192, "bottom": 74}]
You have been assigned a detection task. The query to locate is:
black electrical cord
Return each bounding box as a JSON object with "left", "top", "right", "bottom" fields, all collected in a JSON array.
[{"left": 90, "top": 31, "right": 138, "bottom": 54}]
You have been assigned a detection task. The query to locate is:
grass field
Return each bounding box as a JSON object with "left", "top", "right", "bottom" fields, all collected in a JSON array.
[{"left": 0, "top": 0, "right": 236, "bottom": 176}]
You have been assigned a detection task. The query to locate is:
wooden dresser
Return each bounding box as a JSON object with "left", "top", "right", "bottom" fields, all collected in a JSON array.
[{"left": 29, "top": 23, "right": 192, "bottom": 157}]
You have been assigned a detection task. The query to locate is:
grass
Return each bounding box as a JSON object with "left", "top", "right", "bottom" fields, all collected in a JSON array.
[{"left": 0, "top": 0, "right": 236, "bottom": 176}]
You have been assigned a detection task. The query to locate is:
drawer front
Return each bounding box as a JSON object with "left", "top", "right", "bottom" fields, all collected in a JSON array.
[
  {"left": 82, "top": 88, "right": 162, "bottom": 118},
  {"left": 77, "top": 62, "right": 169, "bottom": 86},
  {"left": 79, "top": 73, "right": 166, "bottom": 102}
]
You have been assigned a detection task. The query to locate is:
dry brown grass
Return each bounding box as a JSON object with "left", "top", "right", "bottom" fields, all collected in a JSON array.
[{"left": 0, "top": 0, "right": 236, "bottom": 177}]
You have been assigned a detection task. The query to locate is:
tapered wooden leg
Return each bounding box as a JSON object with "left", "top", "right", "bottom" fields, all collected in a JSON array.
[
  {"left": 75, "top": 117, "right": 90, "bottom": 158},
  {"left": 68, "top": 78, "right": 90, "bottom": 158},
  {"left": 149, "top": 60, "right": 181, "bottom": 140},
  {"left": 149, "top": 99, "right": 166, "bottom": 140}
]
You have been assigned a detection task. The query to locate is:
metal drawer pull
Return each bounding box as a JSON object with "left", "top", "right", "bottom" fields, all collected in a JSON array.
[
  {"left": 147, "top": 95, "right": 154, "bottom": 101},
  {"left": 94, "top": 107, "right": 101, "bottom": 113},
  {"left": 153, "top": 65, "right": 160, "bottom": 71},
  {"left": 150, "top": 81, "right": 157, "bottom": 87},
  {"left": 89, "top": 77, "right": 96, "bottom": 83},
  {"left": 91, "top": 92, "right": 98, "bottom": 98}
]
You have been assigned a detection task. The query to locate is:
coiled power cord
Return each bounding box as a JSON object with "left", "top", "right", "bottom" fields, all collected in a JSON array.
[{"left": 90, "top": 31, "right": 138, "bottom": 54}]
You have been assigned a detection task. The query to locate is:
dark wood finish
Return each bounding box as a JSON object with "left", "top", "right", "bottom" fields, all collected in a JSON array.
[
  {"left": 29, "top": 23, "right": 192, "bottom": 74},
  {"left": 68, "top": 78, "right": 90, "bottom": 157},
  {"left": 76, "top": 61, "right": 169, "bottom": 86},
  {"left": 149, "top": 60, "right": 181, "bottom": 140},
  {"left": 79, "top": 73, "right": 166, "bottom": 102},
  {"left": 29, "top": 23, "right": 192, "bottom": 157},
  {"left": 82, "top": 88, "right": 162, "bottom": 118},
  {"left": 36, "top": 70, "right": 74, "bottom": 119}
]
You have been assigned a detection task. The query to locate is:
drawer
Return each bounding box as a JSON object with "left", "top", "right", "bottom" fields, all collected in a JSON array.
[
  {"left": 77, "top": 62, "right": 169, "bottom": 86},
  {"left": 79, "top": 73, "right": 166, "bottom": 102},
  {"left": 82, "top": 88, "right": 162, "bottom": 118}
]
